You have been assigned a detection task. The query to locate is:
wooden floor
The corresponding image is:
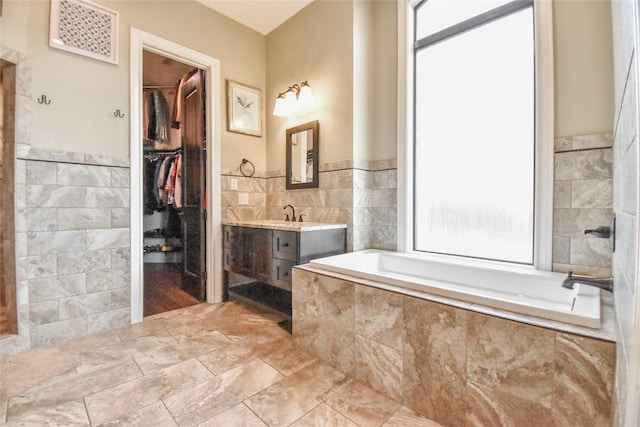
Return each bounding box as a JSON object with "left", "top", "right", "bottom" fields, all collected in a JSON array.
[{"left": 144, "top": 263, "right": 200, "bottom": 317}]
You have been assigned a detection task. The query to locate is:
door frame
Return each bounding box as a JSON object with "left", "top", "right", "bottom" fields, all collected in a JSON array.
[{"left": 129, "top": 28, "right": 223, "bottom": 323}]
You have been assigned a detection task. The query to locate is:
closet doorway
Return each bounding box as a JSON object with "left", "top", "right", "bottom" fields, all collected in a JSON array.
[
  {"left": 130, "top": 29, "right": 222, "bottom": 325},
  {"left": 141, "top": 50, "right": 206, "bottom": 316}
]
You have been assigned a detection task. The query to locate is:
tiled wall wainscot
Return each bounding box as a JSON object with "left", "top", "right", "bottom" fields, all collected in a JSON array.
[
  {"left": 1, "top": 148, "right": 131, "bottom": 359},
  {"left": 611, "top": 0, "right": 639, "bottom": 424},
  {"left": 262, "top": 159, "right": 397, "bottom": 252},
  {"left": 553, "top": 132, "right": 613, "bottom": 276},
  {"left": 352, "top": 159, "right": 397, "bottom": 252},
  {"left": 220, "top": 167, "right": 267, "bottom": 222},
  {"left": 292, "top": 267, "right": 616, "bottom": 427}
]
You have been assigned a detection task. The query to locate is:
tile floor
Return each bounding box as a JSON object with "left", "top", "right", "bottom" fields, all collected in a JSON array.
[{"left": 0, "top": 301, "right": 443, "bottom": 426}]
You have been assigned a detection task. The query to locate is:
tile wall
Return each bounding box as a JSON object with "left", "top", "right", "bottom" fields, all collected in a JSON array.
[
  {"left": 223, "top": 159, "right": 398, "bottom": 252},
  {"left": 553, "top": 132, "right": 614, "bottom": 276},
  {"left": 293, "top": 267, "right": 616, "bottom": 427},
  {"left": 10, "top": 149, "right": 131, "bottom": 354},
  {"left": 611, "top": 1, "right": 639, "bottom": 425}
]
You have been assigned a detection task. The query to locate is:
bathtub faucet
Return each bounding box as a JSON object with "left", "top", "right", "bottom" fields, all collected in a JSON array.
[
  {"left": 283, "top": 204, "right": 296, "bottom": 222},
  {"left": 561, "top": 271, "right": 614, "bottom": 293}
]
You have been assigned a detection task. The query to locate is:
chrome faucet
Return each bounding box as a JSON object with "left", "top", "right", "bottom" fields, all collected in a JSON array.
[
  {"left": 283, "top": 204, "right": 296, "bottom": 222},
  {"left": 562, "top": 271, "right": 614, "bottom": 293}
]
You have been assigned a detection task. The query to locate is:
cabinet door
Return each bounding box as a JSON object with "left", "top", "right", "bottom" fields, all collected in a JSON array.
[
  {"left": 225, "top": 227, "right": 272, "bottom": 282},
  {"left": 245, "top": 228, "right": 272, "bottom": 282}
]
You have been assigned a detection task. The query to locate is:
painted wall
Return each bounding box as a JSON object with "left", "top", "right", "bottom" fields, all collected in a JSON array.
[
  {"left": 265, "top": 0, "right": 354, "bottom": 170},
  {"left": 554, "top": 0, "right": 615, "bottom": 138},
  {"left": 265, "top": 0, "right": 397, "bottom": 171},
  {"left": 2, "top": 0, "right": 614, "bottom": 170},
  {"left": 1, "top": 0, "right": 267, "bottom": 171}
]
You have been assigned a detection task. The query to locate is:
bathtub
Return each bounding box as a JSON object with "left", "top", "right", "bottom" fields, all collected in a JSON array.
[{"left": 309, "top": 249, "right": 601, "bottom": 328}]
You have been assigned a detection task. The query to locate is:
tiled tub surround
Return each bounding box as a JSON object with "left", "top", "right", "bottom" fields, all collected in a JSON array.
[
  {"left": 292, "top": 267, "right": 616, "bottom": 427},
  {"left": 1, "top": 147, "right": 131, "bottom": 358},
  {"left": 553, "top": 132, "right": 614, "bottom": 277}
]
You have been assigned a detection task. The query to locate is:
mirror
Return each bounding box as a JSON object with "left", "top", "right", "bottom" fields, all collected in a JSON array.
[{"left": 286, "top": 120, "right": 319, "bottom": 190}]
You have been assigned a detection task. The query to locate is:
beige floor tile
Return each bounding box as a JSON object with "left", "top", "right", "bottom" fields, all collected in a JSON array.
[
  {"left": 197, "top": 340, "right": 258, "bottom": 375},
  {"left": 133, "top": 332, "right": 231, "bottom": 374},
  {"left": 197, "top": 403, "right": 267, "bottom": 426},
  {"left": 0, "top": 301, "right": 447, "bottom": 427},
  {"left": 253, "top": 337, "right": 317, "bottom": 376},
  {"left": 84, "top": 358, "right": 212, "bottom": 425},
  {"left": 244, "top": 360, "right": 349, "bottom": 427},
  {"left": 382, "top": 406, "right": 445, "bottom": 427},
  {"left": 56, "top": 330, "right": 122, "bottom": 355},
  {"left": 325, "top": 378, "right": 401, "bottom": 426},
  {"left": 115, "top": 311, "right": 201, "bottom": 341},
  {"left": 290, "top": 403, "right": 359, "bottom": 426},
  {"left": 164, "top": 358, "right": 283, "bottom": 426},
  {"left": 5, "top": 400, "right": 90, "bottom": 427},
  {"left": 0, "top": 347, "right": 80, "bottom": 399},
  {"left": 74, "top": 334, "right": 177, "bottom": 372},
  {"left": 96, "top": 401, "right": 178, "bottom": 427},
  {"left": 7, "top": 358, "right": 142, "bottom": 420}
]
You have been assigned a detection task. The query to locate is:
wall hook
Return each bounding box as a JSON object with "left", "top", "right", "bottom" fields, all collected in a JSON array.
[
  {"left": 37, "top": 95, "right": 51, "bottom": 105},
  {"left": 114, "top": 109, "right": 125, "bottom": 118}
]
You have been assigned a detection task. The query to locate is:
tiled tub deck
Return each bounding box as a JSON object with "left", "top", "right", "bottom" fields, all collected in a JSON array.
[{"left": 292, "top": 266, "right": 616, "bottom": 427}]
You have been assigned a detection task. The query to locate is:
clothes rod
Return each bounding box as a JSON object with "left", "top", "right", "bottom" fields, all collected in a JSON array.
[{"left": 143, "top": 85, "right": 176, "bottom": 89}]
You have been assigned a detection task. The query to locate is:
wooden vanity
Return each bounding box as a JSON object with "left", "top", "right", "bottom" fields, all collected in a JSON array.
[{"left": 222, "top": 220, "right": 347, "bottom": 323}]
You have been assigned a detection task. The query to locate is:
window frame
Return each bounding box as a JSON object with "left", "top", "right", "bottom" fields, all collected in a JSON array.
[{"left": 397, "top": 0, "right": 554, "bottom": 271}]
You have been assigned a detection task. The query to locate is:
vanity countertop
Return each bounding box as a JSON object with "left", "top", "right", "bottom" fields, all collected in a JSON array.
[{"left": 222, "top": 219, "right": 347, "bottom": 232}]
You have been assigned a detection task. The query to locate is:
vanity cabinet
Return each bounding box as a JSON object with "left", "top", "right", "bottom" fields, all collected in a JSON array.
[{"left": 222, "top": 222, "right": 346, "bottom": 322}]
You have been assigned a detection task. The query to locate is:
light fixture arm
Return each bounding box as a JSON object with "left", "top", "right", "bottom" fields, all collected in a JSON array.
[{"left": 273, "top": 81, "right": 314, "bottom": 116}]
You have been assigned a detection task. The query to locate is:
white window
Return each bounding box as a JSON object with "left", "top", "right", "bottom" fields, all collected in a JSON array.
[{"left": 399, "top": 0, "right": 554, "bottom": 269}]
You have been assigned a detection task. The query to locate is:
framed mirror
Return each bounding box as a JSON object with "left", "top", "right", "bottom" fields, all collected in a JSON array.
[{"left": 286, "top": 120, "right": 319, "bottom": 190}]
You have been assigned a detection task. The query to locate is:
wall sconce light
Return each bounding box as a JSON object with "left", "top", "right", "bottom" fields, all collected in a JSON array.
[{"left": 273, "top": 81, "right": 314, "bottom": 116}]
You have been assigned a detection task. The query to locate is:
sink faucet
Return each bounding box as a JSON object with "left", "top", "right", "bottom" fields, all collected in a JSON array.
[
  {"left": 283, "top": 204, "right": 296, "bottom": 222},
  {"left": 562, "top": 271, "right": 614, "bottom": 293}
]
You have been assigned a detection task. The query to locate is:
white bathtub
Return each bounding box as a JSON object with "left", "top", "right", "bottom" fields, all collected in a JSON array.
[{"left": 309, "top": 249, "right": 601, "bottom": 329}]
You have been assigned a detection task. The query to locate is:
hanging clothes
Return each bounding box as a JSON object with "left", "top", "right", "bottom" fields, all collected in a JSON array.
[
  {"left": 157, "top": 155, "right": 172, "bottom": 204},
  {"left": 171, "top": 76, "right": 186, "bottom": 129},
  {"left": 144, "top": 156, "right": 160, "bottom": 214},
  {"left": 164, "top": 153, "right": 180, "bottom": 206},
  {"left": 143, "top": 90, "right": 171, "bottom": 144},
  {"left": 174, "top": 154, "right": 183, "bottom": 209}
]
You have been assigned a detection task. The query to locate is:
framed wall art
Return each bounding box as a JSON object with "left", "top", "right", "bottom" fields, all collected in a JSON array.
[
  {"left": 49, "top": 0, "right": 119, "bottom": 65},
  {"left": 227, "top": 80, "right": 263, "bottom": 137}
]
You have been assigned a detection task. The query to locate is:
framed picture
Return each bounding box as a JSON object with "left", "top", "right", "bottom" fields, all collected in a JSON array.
[
  {"left": 49, "top": 0, "right": 119, "bottom": 65},
  {"left": 227, "top": 80, "right": 263, "bottom": 137}
]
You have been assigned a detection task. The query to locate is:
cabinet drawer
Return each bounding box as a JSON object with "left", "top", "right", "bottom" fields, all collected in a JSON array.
[
  {"left": 273, "top": 231, "right": 297, "bottom": 261},
  {"left": 271, "top": 258, "right": 295, "bottom": 291}
]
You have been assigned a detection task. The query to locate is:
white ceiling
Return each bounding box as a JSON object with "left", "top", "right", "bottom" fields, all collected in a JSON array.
[{"left": 195, "top": 0, "right": 314, "bottom": 35}]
